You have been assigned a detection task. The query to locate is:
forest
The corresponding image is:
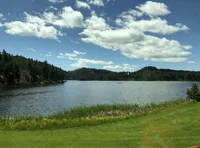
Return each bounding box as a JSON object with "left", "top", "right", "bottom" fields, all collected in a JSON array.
[
  {"left": 1, "top": 50, "right": 200, "bottom": 84},
  {"left": 0, "top": 50, "right": 68, "bottom": 84},
  {"left": 68, "top": 67, "right": 200, "bottom": 81}
]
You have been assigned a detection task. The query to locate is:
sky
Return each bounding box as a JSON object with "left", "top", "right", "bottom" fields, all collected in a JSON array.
[{"left": 0, "top": 0, "right": 199, "bottom": 71}]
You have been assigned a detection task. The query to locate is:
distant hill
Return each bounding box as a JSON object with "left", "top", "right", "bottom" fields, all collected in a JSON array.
[
  {"left": 68, "top": 66, "right": 200, "bottom": 81},
  {"left": 1, "top": 49, "right": 199, "bottom": 84},
  {"left": 0, "top": 50, "right": 68, "bottom": 84},
  {"left": 68, "top": 68, "right": 126, "bottom": 81}
]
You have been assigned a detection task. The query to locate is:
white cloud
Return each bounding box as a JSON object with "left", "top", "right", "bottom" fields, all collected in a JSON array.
[
  {"left": 71, "top": 58, "right": 113, "bottom": 68},
  {"left": 3, "top": 6, "right": 84, "bottom": 40},
  {"left": 48, "top": 0, "right": 64, "bottom": 3},
  {"left": 43, "top": 6, "right": 84, "bottom": 28},
  {"left": 0, "top": 13, "right": 6, "bottom": 21},
  {"left": 25, "top": 12, "right": 45, "bottom": 25},
  {"left": 58, "top": 50, "right": 138, "bottom": 71},
  {"left": 188, "top": 61, "right": 196, "bottom": 64},
  {"left": 103, "top": 64, "right": 138, "bottom": 71},
  {"left": 0, "top": 23, "right": 2, "bottom": 27},
  {"left": 87, "top": 0, "right": 104, "bottom": 7},
  {"left": 74, "top": 50, "right": 86, "bottom": 55},
  {"left": 57, "top": 50, "right": 86, "bottom": 59},
  {"left": 80, "top": 1, "right": 192, "bottom": 63},
  {"left": 71, "top": 62, "right": 87, "bottom": 68},
  {"left": 118, "top": 9, "right": 144, "bottom": 19},
  {"left": 123, "top": 64, "right": 138, "bottom": 71},
  {"left": 116, "top": 10, "right": 189, "bottom": 35},
  {"left": 183, "top": 45, "right": 192, "bottom": 50},
  {"left": 103, "top": 65, "right": 121, "bottom": 70},
  {"left": 136, "top": 1, "right": 171, "bottom": 17},
  {"left": 46, "top": 6, "right": 58, "bottom": 11},
  {"left": 81, "top": 14, "right": 109, "bottom": 32},
  {"left": 57, "top": 50, "right": 113, "bottom": 68},
  {"left": 4, "top": 21, "right": 62, "bottom": 40},
  {"left": 76, "top": 0, "right": 91, "bottom": 9},
  {"left": 28, "top": 48, "right": 36, "bottom": 52}
]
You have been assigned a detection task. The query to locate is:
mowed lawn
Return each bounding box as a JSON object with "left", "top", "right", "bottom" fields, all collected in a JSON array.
[{"left": 0, "top": 102, "right": 200, "bottom": 148}]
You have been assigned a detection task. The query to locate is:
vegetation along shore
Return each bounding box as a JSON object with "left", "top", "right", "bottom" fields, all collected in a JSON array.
[
  {"left": 0, "top": 84, "right": 200, "bottom": 148},
  {"left": 1, "top": 50, "right": 200, "bottom": 85},
  {"left": 0, "top": 100, "right": 187, "bottom": 130},
  {"left": 0, "top": 100, "right": 200, "bottom": 148}
]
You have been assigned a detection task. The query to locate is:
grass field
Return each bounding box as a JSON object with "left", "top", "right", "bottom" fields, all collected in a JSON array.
[{"left": 0, "top": 101, "right": 200, "bottom": 148}]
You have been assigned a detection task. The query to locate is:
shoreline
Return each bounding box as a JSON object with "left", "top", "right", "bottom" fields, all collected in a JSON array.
[
  {"left": 0, "top": 99, "right": 185, "bottom": 130},
  {"left": 0, "top": 80, "right": 66, "bottom": 87},
  {"left": 0, "top": 100, "right": 198, "bottom": 148}
]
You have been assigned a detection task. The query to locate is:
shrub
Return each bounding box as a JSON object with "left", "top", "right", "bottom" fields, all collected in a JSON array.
[{"left": 186, "top": 83, "right": 200, "bottom": 101}]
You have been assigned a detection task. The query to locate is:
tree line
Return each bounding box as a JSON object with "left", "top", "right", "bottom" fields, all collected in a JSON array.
[
  {"left": 1, "top": 50, "right": 200, "bottom": 84},
  {"left": 0, "top": 50, "right": 68, "bottom": 84},
  {"left": 67, "top": 67, "right": 200, "bottom": 81}
]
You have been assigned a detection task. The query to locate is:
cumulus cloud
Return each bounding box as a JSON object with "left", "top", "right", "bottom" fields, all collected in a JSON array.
[
  {"left": 3, "top": 6, "right": 84, "bottom": 40},
  {"left": 48, "top": 0, "right": 64, "bottom": 3},
  {"left": 4, "top": 21, "right": 62, "bottom": 40},
  {"left": 136, "top": 1, "right": 171, "bottom": 17},
  {"left": 80, "top": 1, "right": 192, "bottom": 63},
  {"left": 87, "top": 0, "right": 104, "bottom": 7},
  {"left": 25, "top": 7, "right": 84, "bottom": 28},
  {"left": 116, "top": 15, "right": 189, "bottom": 35},
  {"left": 43, "top": 6, "right": 84, "bottom": 28},
  {"left": 76, "top": 0, "right": 91, "bottom": 9}
]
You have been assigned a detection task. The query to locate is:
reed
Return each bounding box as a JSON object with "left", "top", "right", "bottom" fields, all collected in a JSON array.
[{"left": 0, "top": 99, "right": 185, "bottom": 130}]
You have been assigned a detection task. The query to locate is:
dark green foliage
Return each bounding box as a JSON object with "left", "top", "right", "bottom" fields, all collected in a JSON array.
[
  {"left": 187, "top": 83, "right": 200, "bottom": 101},
  {"left": 2, "top": 50, "right": 200, "bottom": 82},
  {"left": 0, "top": 50, "right": 20, "bottom": 84},
  {"left": 68, "top": 67, "right": 200, "bottom": 81},
  {"left": 68, "top": 68, "right": 123, "bottom": 80},
  {"left": 0, "top": 100, "right": 184, "bottom": 130},
  {"left": 0, "top": 50, "right": 68, "bottom": 84}
]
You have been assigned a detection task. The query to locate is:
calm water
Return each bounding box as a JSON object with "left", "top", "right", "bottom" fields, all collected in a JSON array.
[{"left": 0, "top": 81, "right": 198, "bottom": 117}]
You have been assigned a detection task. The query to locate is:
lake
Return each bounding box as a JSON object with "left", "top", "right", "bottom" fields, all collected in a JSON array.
[{"left": 0, "top": 81, "right": 197, "bottom": 117}]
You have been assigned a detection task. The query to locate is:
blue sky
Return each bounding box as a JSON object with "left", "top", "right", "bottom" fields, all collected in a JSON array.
[{"left": 0, "top": 0, "right": 199, "bottom": 71}]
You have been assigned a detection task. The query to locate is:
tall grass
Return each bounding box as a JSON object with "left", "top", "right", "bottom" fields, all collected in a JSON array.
[{"left": 0, "top": 100, "right": 185, "bottom": 130}]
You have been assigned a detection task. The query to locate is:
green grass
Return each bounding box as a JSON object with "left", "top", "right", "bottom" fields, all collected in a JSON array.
[
  {"left": 1, "top": 100, "right": 200, "bottom": 147},
  {"left": 0, "top": 100, "right": 183, "bottom": 130}
]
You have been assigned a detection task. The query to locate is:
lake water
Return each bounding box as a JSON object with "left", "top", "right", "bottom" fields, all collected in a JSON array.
[{"left": 0, "top": 81, "right": 198, "bottom": 117}]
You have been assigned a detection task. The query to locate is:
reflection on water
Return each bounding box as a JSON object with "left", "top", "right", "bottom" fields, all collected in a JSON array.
[{"left": 0, "top": 81, "right": 197, "bottom": 117}]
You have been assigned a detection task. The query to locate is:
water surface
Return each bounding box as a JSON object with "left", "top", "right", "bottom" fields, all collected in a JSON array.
[{"left": 0, "top": 81, "right": 197, "bottom": 116}]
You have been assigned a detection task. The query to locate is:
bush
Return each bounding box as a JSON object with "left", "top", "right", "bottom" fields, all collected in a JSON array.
[{"left": 187, "top": 83, "right": 200, "bottom": 101}]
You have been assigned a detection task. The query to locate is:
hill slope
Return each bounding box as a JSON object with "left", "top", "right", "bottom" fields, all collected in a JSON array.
[
  {"left": 68, "top": 66, "right": 200, "bottom": 81},
  {"left": 0, "top": 50, "right": 68, "bottom": 84},
  {"left": 1, "top": 50, "right": 200, "bottom": 83}
]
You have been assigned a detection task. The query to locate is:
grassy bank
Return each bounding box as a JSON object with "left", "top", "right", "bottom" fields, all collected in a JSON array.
[
  {"left": 0, "top": 100, "right": 184, "bottom": 130},
  {"left": 0, "top": 100, "right": 199, "bottom": 148}
]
